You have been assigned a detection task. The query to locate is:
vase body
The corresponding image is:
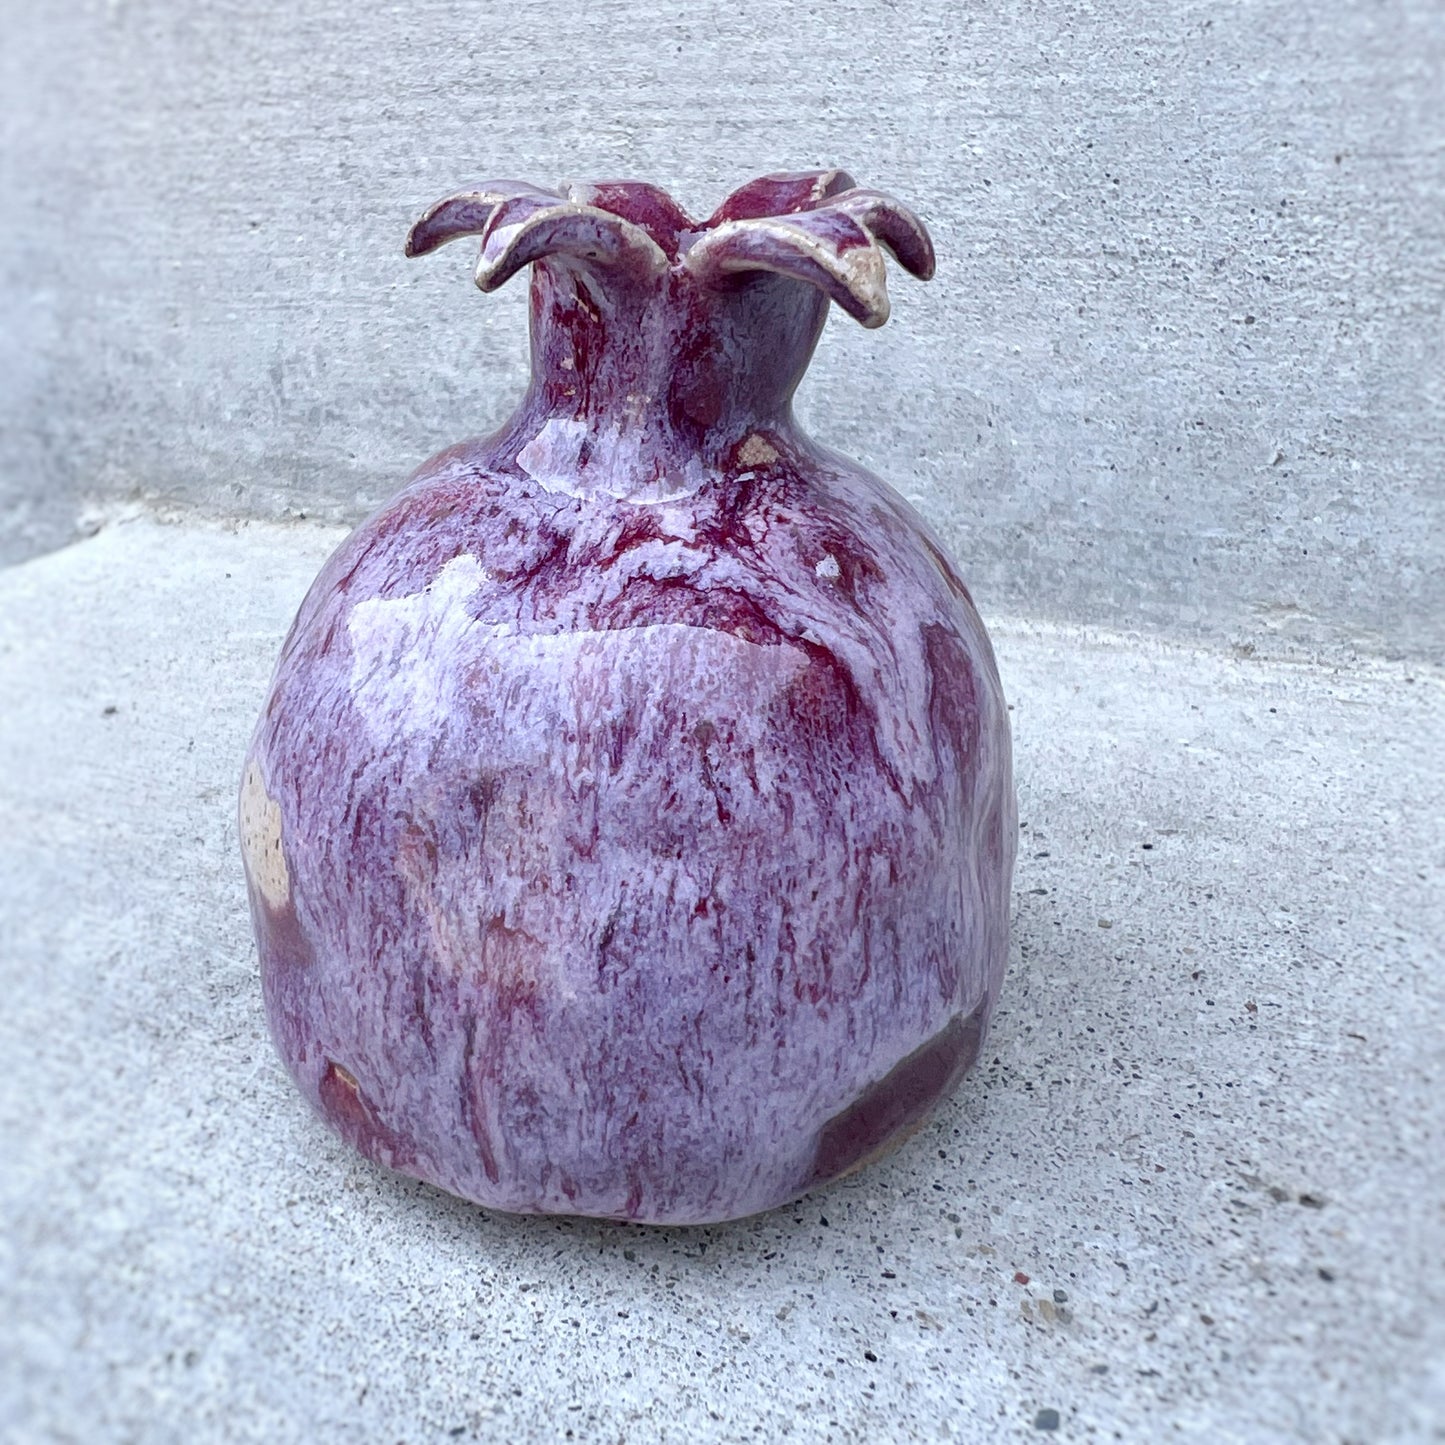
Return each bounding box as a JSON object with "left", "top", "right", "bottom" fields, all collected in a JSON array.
[{"left": 240, "top": 174, "right": 1016, "bottom": 1224}]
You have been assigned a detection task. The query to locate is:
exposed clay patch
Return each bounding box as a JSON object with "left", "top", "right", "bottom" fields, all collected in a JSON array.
[
  {"left": 737, "top": 433, "right": 779, "bottom": 467},
  {"left": 804, "top": 1002, "right": 987, "bottom": 1190},
  {"left": 239, "top": 758, "right": 289, "bottom": 907},
  {"left": 318, "top": 1060, "right": 413, "bottom": 1171}
]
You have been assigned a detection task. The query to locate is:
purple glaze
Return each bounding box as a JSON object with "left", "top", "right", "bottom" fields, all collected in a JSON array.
[{"left": 240, "top": 172, "right": 1016, "bottom": 1224}]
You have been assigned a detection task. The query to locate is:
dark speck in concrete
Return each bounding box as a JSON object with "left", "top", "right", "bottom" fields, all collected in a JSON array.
[{"left": 1035, "top": 1408, "right": 1061, "bottom": 1430}]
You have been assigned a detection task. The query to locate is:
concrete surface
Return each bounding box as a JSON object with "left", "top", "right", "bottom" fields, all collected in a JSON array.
[
  {"left": 4, "top": 0, "right": 1443, "bottom": 657},
  {"left": 1, "top": 515, "right": 1440, "bottom": 1442}
]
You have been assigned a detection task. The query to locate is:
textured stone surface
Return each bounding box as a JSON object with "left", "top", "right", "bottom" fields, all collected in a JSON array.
[
  {"left": 2, "top": 517, "right": 1441, "bottom": 1439},
  {"left": 4, "top": 0, "right": 1442, "bottom": 656}
]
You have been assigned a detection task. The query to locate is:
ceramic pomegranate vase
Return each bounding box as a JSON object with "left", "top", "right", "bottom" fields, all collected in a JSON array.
[{"left": 240, "top": 171, "right": 1016, "bottom": 1224}]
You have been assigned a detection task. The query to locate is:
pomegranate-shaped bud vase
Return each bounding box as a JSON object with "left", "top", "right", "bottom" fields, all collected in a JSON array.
[{"left": 240, "top": 171, "right": 1016, "bottom": 1224}]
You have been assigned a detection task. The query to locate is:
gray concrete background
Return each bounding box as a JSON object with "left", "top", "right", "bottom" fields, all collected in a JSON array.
[
  {"left": 3, "top": 0, "right": 1442, "bottom": 657},
  {"left": 2, "top": 518, "right": 1441, "bottom": 1442}
]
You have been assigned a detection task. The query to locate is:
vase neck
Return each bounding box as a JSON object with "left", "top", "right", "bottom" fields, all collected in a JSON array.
[{"left": 503, "top": 257, "right": 828, "bottom": 495}]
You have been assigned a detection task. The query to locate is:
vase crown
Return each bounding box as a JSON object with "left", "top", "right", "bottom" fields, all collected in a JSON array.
[{"left": 406, "top": 171, "right": 936, "bottom": 485}]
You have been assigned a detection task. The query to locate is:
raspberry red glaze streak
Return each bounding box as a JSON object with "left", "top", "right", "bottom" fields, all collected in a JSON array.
[{"left": 241, "top": 171, "right": 1015, "bottom": 1224}]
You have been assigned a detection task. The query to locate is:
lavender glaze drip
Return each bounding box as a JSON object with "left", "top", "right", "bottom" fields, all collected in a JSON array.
[{"left": 241, "top": 171, "right": 1016, "bottom": 1224}]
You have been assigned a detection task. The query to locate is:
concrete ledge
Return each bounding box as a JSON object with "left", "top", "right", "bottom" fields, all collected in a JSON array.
[{"left": 1, "top": 518, "right": 1440, "bottom": 1442}]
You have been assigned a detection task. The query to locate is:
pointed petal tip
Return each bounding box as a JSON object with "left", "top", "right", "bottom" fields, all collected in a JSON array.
[
  {"left": 404, "top": 205, "right": 474, "bottom": 260},
  {"left": 901, "top": 223, "right": 937, "bottom": 282},
  {"left": 907, "top": 226, "right": 937, "bottom": 281},
  {"left": 403, "top": 210, "right": 442, "bottom": 258}
]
